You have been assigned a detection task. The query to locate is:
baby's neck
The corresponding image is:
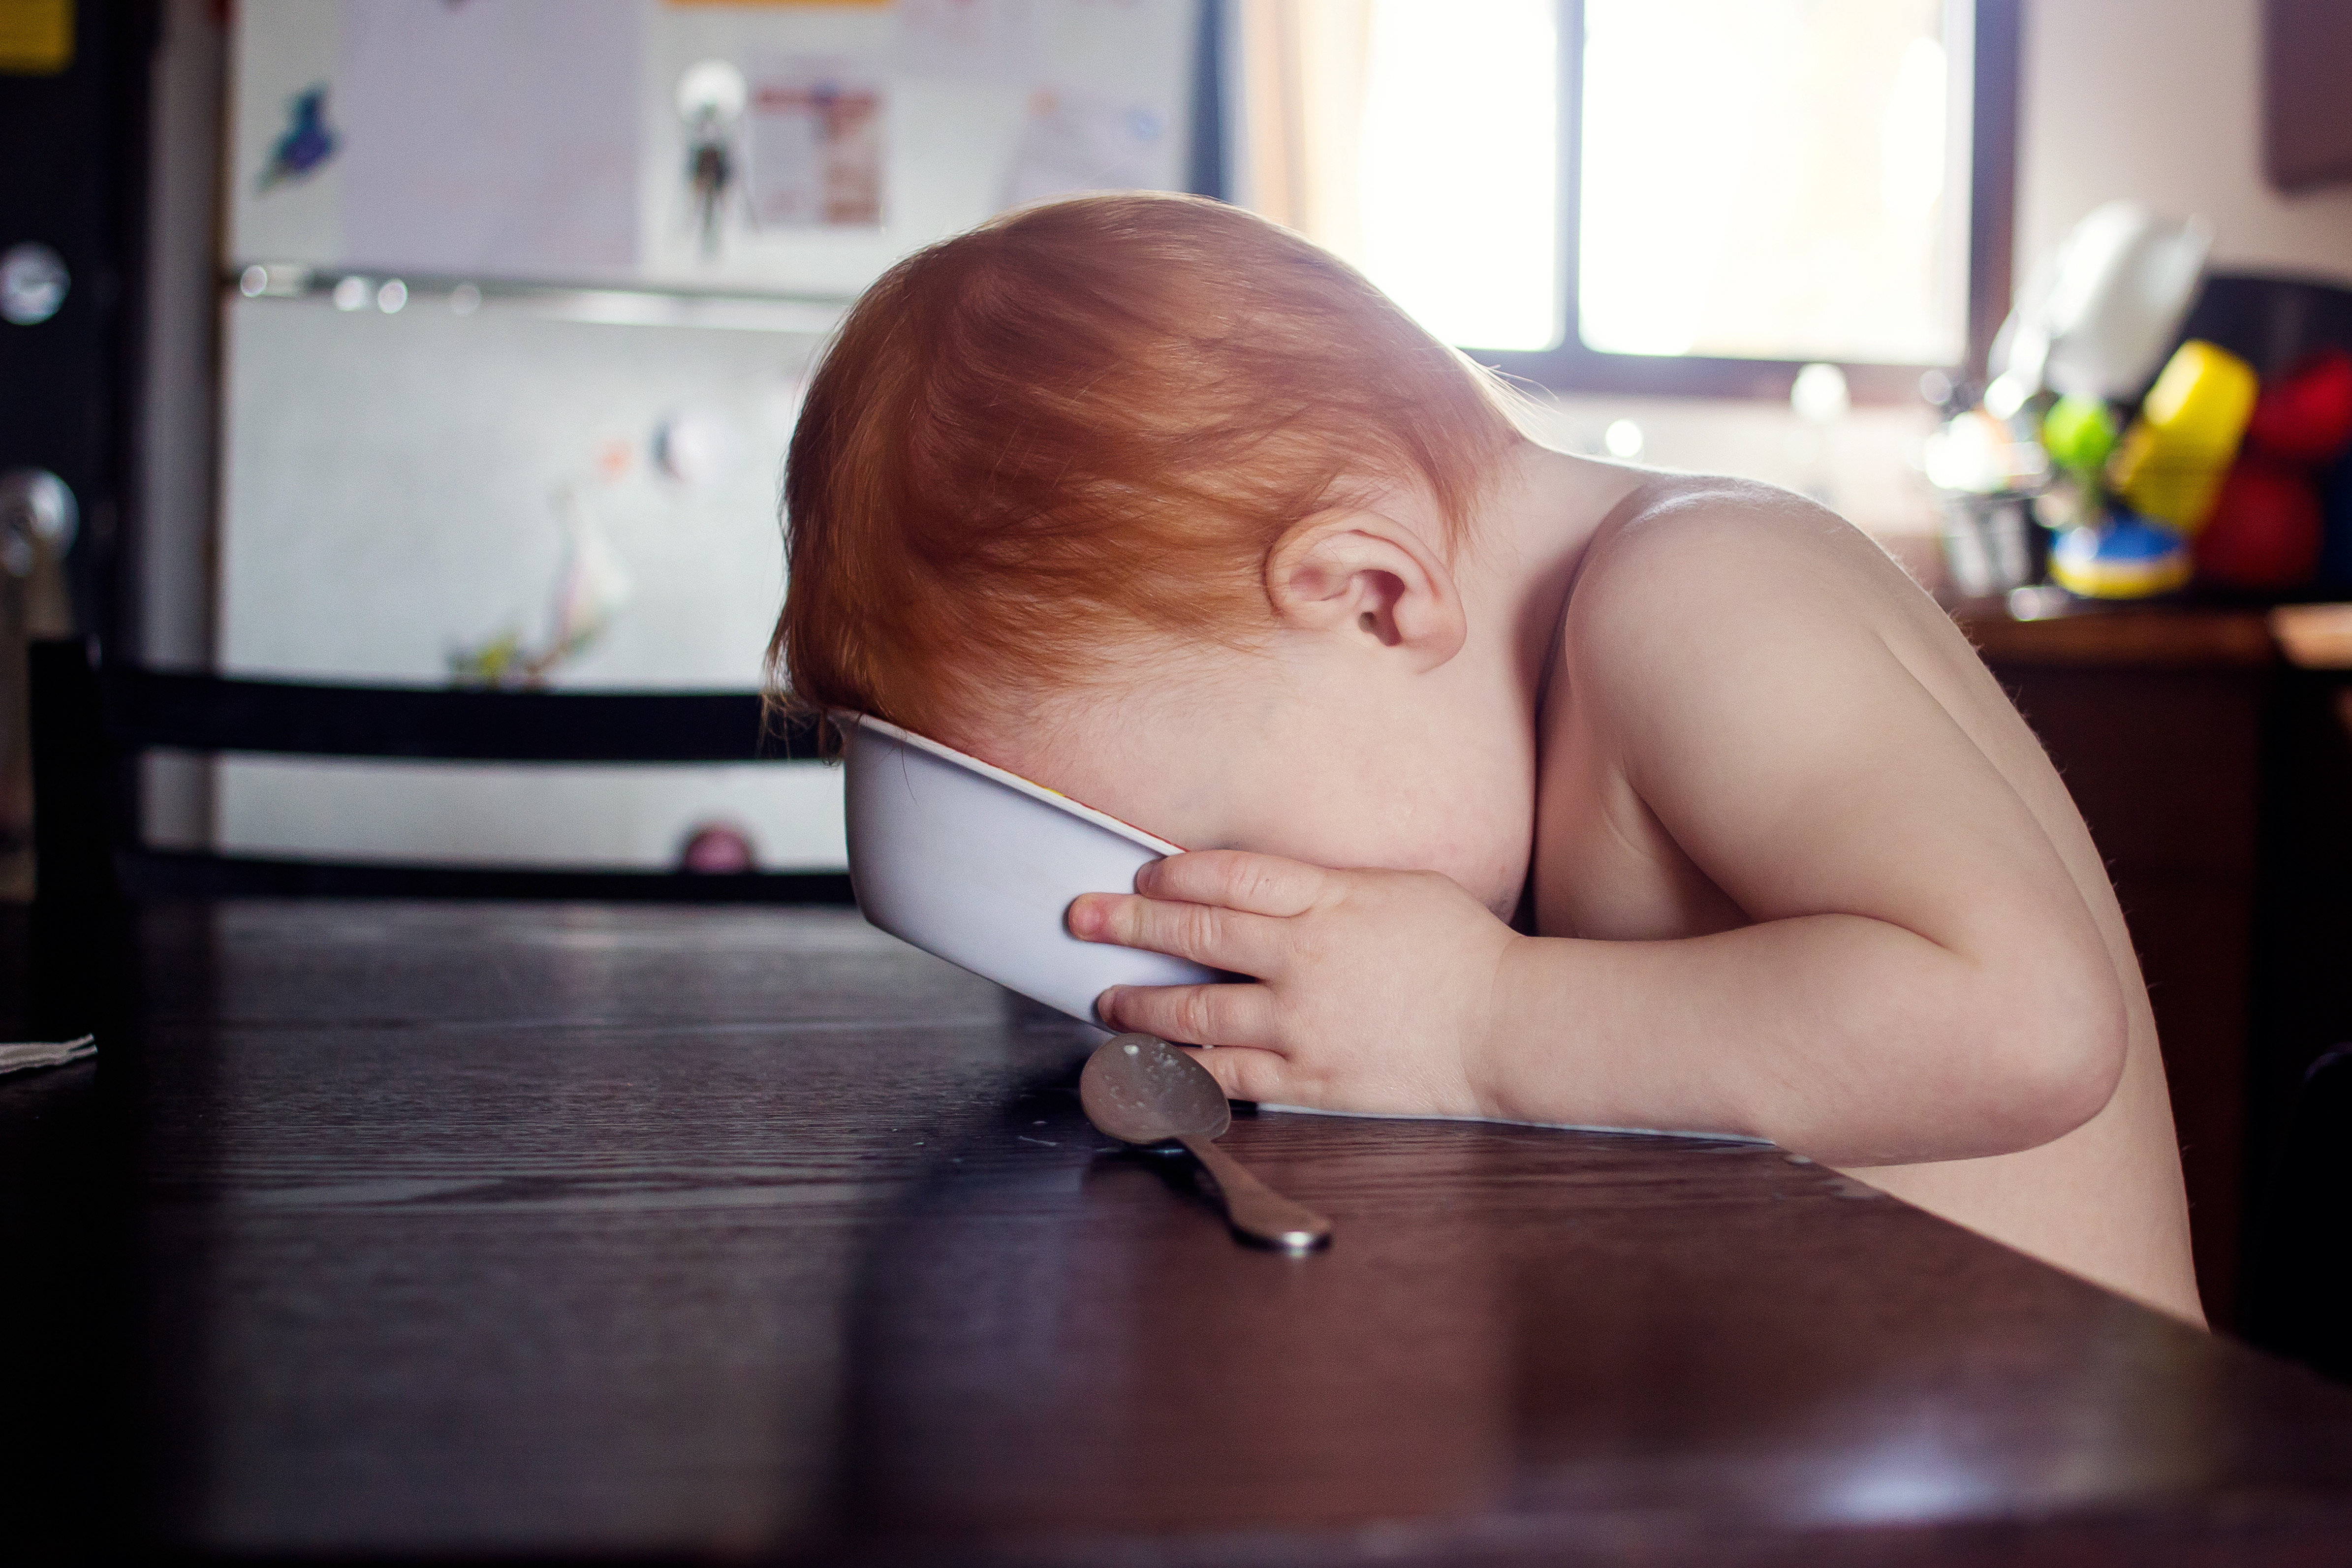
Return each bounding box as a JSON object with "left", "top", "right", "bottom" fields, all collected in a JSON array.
[{"left": 1452, "top": 441, "right": 1651, "bottom": 726}]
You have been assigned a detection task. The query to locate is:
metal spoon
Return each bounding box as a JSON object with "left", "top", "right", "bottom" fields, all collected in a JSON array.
[{"left": 1080, "top": 1032, "right": 1333, "bottom": 1252}]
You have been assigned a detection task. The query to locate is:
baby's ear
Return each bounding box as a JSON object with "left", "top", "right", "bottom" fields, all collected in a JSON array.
[{"left": 1264, "top": 509, "right": 1466, "bottom": 672}]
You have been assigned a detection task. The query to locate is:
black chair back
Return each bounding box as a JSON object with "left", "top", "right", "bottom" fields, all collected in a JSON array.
[{"left": 29, "top": 638, "right": 849, "bottom": 905}]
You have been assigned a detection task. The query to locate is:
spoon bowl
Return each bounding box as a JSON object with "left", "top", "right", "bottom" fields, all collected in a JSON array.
[
  {"left": 1079, "top": 1031, "right": 1232, "bottom": 1145},
  {"left": 1081, "top": 1033, "right": 1331, "bottom": 1252}
]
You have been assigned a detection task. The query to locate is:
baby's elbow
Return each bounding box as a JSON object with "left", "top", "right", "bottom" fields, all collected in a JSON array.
[{"left": 1975, "top": 948, "right": 2130, "bottom": 1152}]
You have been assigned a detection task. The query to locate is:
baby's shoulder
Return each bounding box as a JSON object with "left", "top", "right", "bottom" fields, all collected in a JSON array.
[
  {"left": 1562, "top": 474, "right": 1923, "bottom": 657},
  {"left": 1551, "top": 473, "right": 1949, "bottom": 737},
  {"left": 1574, "top": 474, "right": 1890, "bottom": 596}
]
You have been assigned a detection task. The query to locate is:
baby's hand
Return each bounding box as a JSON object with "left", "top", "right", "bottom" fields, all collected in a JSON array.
[{"left": 1066, "top": 850, "right": 1519, "bottom": 1117}]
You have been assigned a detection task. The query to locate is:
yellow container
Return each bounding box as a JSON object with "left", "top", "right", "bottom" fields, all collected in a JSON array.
[
  {"left": 2108, "top": 340, "right": 2259, "bottom": 533},
  {"left": 0, "top": 0, "right": 72, "bottom": 75}
]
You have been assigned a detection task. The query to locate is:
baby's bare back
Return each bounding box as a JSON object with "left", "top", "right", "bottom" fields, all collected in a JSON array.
[{"left": 1531, "top": 477, "right": 2200, "bottom": 1322}]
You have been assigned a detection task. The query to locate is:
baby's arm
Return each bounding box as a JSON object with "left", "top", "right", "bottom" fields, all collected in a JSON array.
[
  {"left": 1487, "top": 487, "right": 2128, "bottom": 1162},
  {"left": 1072, "top": 490, "right": 2129, "bottom": 1167}
]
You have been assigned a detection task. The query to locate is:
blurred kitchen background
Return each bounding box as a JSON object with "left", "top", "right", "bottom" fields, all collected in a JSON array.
[
  {"left": 8, "top": 0, "right": 2352, "bottom": 1341},
  {"left": 1, "top": 0, "right": 2343, "bottom": 884}
]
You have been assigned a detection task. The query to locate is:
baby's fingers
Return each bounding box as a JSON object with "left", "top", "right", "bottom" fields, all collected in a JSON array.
[
  {"left": 1137, "top": 850, "right": 1326, "bottom": 916},
  {"left": 1177, "top": 1044, "right": 1298, "bottom": 1105},
  {"left": 1068, "top": 892, "right": 1286, "bottom": 975},
  {"left": 1098, "top": 980, "right": 1277, "bottom": 1049}
]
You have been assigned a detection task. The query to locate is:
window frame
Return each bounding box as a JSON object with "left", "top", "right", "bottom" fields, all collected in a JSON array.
[{"left": 1476, "top": 0, "right": 2019, "bottom": 404}]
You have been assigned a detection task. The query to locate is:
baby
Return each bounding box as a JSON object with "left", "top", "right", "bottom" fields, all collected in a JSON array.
[{"left": 773, "top": 193, "right": 2200, "bottom": 1324}]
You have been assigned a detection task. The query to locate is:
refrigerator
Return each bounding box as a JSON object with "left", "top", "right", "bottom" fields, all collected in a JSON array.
[{"left": 215, "top": 0, "right": 1210, "bottom": 874}]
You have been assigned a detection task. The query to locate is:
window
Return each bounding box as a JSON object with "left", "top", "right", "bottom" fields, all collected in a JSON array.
[{"left": 1238, "top": 0, "right": 2018, "bottom": 400}]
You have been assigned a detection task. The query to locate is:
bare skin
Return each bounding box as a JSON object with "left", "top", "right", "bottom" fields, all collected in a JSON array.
[{"left": 949, "top": 440, "right": 2201, "bottom": 1325}]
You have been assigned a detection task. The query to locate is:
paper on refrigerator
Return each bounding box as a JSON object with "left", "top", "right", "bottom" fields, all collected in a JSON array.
[
  {"left": 748, "top": 61, "right": 885, "bottom": 228},
  {"left": 336, "top": 0, "right": 642, "bottom": 274},
  {"left": 1005, "top": 86, "right": 1169, "bottom": 207}
]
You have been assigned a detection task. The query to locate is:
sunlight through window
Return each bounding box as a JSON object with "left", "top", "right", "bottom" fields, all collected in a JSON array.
[
  {"left": 1577, "top": 0, "right": 1971, "bottom": 364},
  {"left": 1356, "top": 0, "right": 1560, "bottom": 351},
  {"left": 1247, "top": 0, "right": 1977, "bottom": 370}
]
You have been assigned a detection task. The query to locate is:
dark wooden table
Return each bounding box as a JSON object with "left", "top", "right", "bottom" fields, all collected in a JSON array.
[{"left": 7, "top": 901, "right": 2352, "bottom": 1566}]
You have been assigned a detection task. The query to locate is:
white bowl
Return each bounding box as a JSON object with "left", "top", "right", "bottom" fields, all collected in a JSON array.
[{"left": 840, "top": 713, "right": 1219, "bottom": 1026}]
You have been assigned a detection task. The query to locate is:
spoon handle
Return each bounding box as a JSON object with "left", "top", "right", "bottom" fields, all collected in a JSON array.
[{"left": 1178, "top": 1135, "right": 1333, "bottom": 1252}]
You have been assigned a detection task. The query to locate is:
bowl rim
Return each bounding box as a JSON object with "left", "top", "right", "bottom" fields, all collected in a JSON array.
[{"left": 836, "top": 710, "right": 1187, "bottom": 857}]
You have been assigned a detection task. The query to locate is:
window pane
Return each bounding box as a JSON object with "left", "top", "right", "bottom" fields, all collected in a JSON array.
[
  {"left": 1356, "top": 0, "right": 1561, "bottom": 352},
  {"left": 1578, "top": 0, "right": 1972, "bottom": 365}
]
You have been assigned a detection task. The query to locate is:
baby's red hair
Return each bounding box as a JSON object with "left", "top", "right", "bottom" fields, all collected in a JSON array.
[{"left": 771, "top": 192, "right": 1522, "bottom": 740}]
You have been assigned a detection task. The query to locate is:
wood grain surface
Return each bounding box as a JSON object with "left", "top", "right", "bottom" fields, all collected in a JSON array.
[
  {"left": 5, "top": 901, "right": 2352, "bottom": 1566},
  {"left": 1952, "top": 602, "right": 2278, "bottom": 671}
]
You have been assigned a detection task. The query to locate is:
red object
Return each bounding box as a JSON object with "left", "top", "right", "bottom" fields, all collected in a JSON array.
[
  {"left": 2243, "top": 348, "right": 2352, "bottom": 465},
  {"left": 2195, "top": 456, "right": 2325, "bottom": 588}
]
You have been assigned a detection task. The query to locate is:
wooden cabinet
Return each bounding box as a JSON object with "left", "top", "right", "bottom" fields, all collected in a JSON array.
[
  {"left": 1960, "top": 606, "right": 2276, "bottom": 1327},
  {"left": 2266, "top": 0, "right": 2352, "bottom": 192}
]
